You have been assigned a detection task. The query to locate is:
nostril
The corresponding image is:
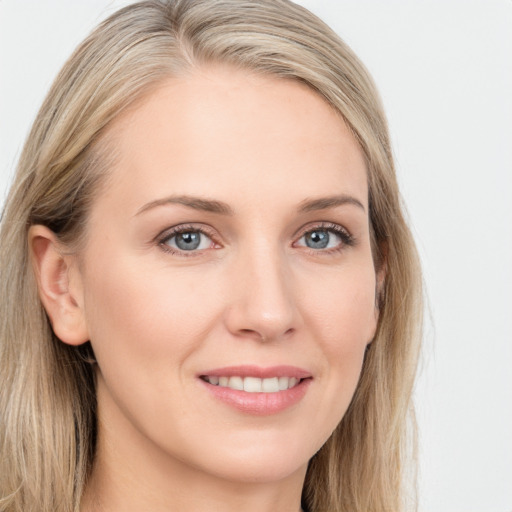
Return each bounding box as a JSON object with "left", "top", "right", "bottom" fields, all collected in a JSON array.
[
  {"left": 237, "top": 327, "right": 295, "bottom": 342},
  {"left": 239, "top": 329, "right": 267, "bottom": 341}
]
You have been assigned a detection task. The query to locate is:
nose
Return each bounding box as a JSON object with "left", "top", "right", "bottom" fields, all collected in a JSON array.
[{"left": 223, "top": 244, "right": 297, "bottom": 343}]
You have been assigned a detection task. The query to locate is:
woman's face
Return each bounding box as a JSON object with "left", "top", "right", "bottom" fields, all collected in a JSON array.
[{"left": 73, "top": 67, "right": 380, "bottom": 485}]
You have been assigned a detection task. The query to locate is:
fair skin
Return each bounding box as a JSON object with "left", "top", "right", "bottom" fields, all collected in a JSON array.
[{"left": 31, "top": 67, "right": 381, "bottom": 512}]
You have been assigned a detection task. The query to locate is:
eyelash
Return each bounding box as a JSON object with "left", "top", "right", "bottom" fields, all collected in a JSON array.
[
  {"left": 294, "top": 222, "right": 356, "bottom": 255},
  {"left": 156, "top": 222, "right": 355, "bottom": 257},
  {"left": 157, "top": 224, "right": 220, "bottom": 257}
]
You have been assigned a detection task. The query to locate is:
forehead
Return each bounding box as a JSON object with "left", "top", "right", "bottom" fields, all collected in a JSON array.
[{"left": 98, "top": 66, "right": 368, "bottom": 214}]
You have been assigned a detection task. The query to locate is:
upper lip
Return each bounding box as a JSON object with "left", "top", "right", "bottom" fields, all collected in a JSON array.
[{"left": 198, "top": 365, "right": 312, "bottom": 379}]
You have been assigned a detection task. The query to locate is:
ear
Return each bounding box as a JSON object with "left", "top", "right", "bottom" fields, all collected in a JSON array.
[
  {"left": 29, "top": 225, "right": 89, "bottom": 346},
  {"left": 368, "top": 243, "right": 387, "bottom": 346},
  {"left": 376, "top": 264, "right": 386, "bottom": 310},
  {"left": 375, "top": 239, "right": 388, "bottom": 311}
]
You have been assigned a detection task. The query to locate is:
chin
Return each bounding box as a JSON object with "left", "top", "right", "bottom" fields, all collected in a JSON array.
[
  {"left": 183, "top": 428, "right": 320, "bottom": 485},
  {"left": 205, "top": 453, "right": 309, "bottom": 485}
]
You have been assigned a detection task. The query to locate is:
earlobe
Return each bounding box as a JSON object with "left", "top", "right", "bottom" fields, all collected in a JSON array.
[{"left": 29, "top": 225, "right": 89, "bottom": 346}]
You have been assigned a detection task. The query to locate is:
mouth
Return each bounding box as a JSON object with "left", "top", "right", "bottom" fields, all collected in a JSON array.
[
  {"left": 200, "top": 375, "right": 303, "bottom": 393},
  {"left": 198, "top": 365, "right": 312, "bottom": 415}
]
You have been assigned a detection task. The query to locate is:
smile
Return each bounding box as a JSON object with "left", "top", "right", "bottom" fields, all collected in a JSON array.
[
  {"left": 201, "top": 375, "right": 301, "bottom": 393},
  {"left": 199, "top": 365, "right": 312, "bottom": 415}
]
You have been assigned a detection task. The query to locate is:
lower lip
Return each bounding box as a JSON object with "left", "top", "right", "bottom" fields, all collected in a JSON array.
[{"left": 200, "top": 378, "right": 312, "bottom": 416}]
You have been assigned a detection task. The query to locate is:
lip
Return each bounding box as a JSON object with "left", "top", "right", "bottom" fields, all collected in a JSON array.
[
  {"left": 199, "top": 365, "right": 312, "bottom": 379},
  {"left": 198, "top": 365, "right": 313, "bottom": 416}
]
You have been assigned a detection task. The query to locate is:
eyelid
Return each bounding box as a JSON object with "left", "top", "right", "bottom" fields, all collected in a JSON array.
[
  {"left": 154, "top": 221, "right": 354, "bottom": 256},
  {"left": 156, "top": 223, "right": 221, "bottom": 256},
  {"left": 292, "top": 222, "right": 355, "bottom": 251}
]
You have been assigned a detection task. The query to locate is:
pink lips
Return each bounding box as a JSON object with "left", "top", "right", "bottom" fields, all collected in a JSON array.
[{"left": 198, "top": 365, "right": 312, "bottom": 416}]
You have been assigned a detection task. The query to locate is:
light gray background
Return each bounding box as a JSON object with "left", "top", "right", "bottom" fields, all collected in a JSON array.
[{"left": 1, "top": 1, "right": 511, "bottom": 511}]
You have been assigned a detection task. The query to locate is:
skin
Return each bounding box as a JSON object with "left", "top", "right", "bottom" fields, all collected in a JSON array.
[{"left": 31, "top": 66, "right": 382, "bottom": 512}]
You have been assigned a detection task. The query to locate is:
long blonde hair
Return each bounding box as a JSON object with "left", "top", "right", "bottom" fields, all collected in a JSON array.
[{"left": 0, "top": 1, "right": 422, "bottom": 511}]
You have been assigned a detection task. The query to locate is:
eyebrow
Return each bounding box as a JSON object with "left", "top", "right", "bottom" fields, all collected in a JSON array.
[
  {"left": 136, "top": 195, "right": 234, "bottom": 216},
  {"left": 298, "top": 194, "right": 366, "bottom": 213},
  {"left": 135, "top": 193, "right": 365, "bottom": 217}
]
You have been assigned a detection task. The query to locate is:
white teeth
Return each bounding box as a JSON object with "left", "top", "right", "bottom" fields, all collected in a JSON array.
[
  {"left": 278, "top": 376, "right": 289, "bottom": 390},
  {"left": 205, "top": 375, "right": 302, "bottom": 392},
  {"left": 244, "top": 377, "right": 262, "bottom": 392},
  {"left": 228, "top": 376, "right": 244, "bottom": 390},
  {"left": 261, "top": 377, "right": 279, "bottom": 393}
]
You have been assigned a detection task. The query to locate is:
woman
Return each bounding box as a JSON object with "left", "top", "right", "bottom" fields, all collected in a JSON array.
[{"left": 0, "top": 1, "right": 423, "bottom": 511}]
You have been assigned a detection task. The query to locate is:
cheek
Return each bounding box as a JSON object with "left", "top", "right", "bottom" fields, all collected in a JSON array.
[
  {"left": 299, "top": 260, "right": 377, "bottom": 415},
  {"left": 80, "top": 256, "right": 229, "bottom": 451},
  {"left": 81, "top": 256, "right": 220, "bottom": 384},
  {"left": 302, "top": 259, "right": 378, "bottom": 347}
]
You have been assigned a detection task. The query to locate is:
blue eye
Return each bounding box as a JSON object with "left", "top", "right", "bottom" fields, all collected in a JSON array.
[
  {"left": 305, "top": 230, "right": 332, "bottom": 249},
  {"left": 163, "top": 230, "right": 213, "bottom": 252},
  {"left": 302, "top": 229, "right": 339, "bottom": 249},
  {"left": 296, "top": 226, "right": 352, "bottom": 251}
]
